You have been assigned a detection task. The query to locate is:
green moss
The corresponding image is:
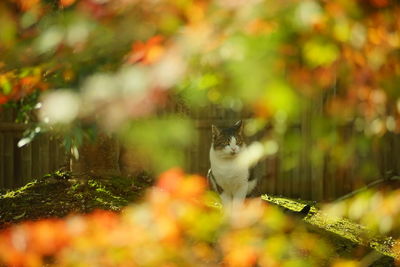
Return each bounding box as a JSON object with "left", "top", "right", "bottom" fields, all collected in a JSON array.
[
  {"left": 262, "top": 195, "right": 396, "bottom": 265},
  {"left": 0, "top": 171, "right": 153, "bottom": 228},
  {"left": 1, "top": 180, "right": 39, "bottom": 199}
]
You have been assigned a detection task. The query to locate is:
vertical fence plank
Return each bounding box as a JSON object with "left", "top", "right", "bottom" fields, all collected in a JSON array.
[
  {"left": 323, "top": 156, "right": 331, "bottom": 201},
  {"left": 55, "top": 139, "right": 60, "bottom": 170},
  {"left": 39, "top": 135, "right": 50, "bottom": 175},
  {"left": 59, "top": 142, "right": 66, "bottom": 169},
  {"left": 21, "top": 144, "right": 32, "bottom": 184},
  {"left": 349, "top": 127, "right": 358, "bottom": 197},
  {"left": 0, "top": 133, "right": 4, "bottom": 188},
  {"left": 312, "top": 160, "right": 324, "bottom": 201},
  {"left": 193, "top": 121, "right": 201, "bottom": 175},
  {"left": 189, "top": 121, "right": 197, "bottom": 175},
  {"left": 31, "top": 138, "right": 41, "bottom": 179},
  {"left": 290, "top": 126, "right": 301, "bottom": 199},
  {"left": 0, "top": 110, "right": 3, "bottom": 188},
  {"left": 381, "top": 134, "right": 390, "bottom": 179},
  {"left": 301, "top": 103, "right": 312, "bottom": 200},
  {"left": 266, "top": 155, "right": 278, "bottom": 195},
  {"left": 276, "top": 143, "right": 285, "bottom": 196},
  {"left": 200, "top": 126, "right": 211, "bottom": 176},
  {"left": 311, "top": 94, "right": 325, "bottom": 201},
  {"left": 394, "top": 134, "right": 400, "bottom": 176},
  {"left": 13, "top": 137, "right": 22, "bottom": 187},
  {"left": 57, "top": 139, "right": 67, "bottom": 171},
  {"left": 389, "top": 133, "right": 398, "bottom": 176},
  {"left": 49, "top": 139, "right": 56, "bottom": 171},
  {"left": 4, "top": 133, "right": 14, "bottom": 188},
  {"left": 388, "top": 133, "right": 396, "bottom": 176}
]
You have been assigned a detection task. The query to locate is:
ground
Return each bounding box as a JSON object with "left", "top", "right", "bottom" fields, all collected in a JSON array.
[
  {"left": 0, "top": 172, "right": 398, "bottom": 266},
  {"left": 0, "top": 171, "right": 153, "bottom": 228}
]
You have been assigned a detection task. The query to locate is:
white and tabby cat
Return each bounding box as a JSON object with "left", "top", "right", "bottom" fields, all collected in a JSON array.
[
  {"left": 207, "top": 120, "right": 257, "bottom": 211},
  {"left": 208, "top": 120, "right": 312, "bottom": 217}
]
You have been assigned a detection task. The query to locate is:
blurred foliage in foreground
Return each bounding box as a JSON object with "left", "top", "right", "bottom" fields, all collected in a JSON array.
[
  {"left": 0, "top": 169, "right": 340, "bottom": 266},
  {"left": 1, "top": 0, "right": 400, "bottom": 174},
  {"left": 324, "top": 186, "right": 400, "bottom": 237},
  {"left": 2, "top": 169, "right": 400, "bottom": 266}
]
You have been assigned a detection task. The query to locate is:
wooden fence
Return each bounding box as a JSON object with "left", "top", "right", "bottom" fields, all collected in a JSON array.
[
  {"left": 0, "top": 109, "right": 65, "bottom": 189},
  {"left": 185, "top": 101, "right": 400, "bottom": 202},
  {"left": 1, "top": 103, "right": 399, "bottom": 202}
]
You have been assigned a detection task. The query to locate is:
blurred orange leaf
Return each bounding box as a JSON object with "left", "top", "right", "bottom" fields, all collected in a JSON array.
[
  {"left": 157, "top": 169, "right": 207, "bottom": 199},
  {"left": 18, "top": 0, "right": 40, "bottom": 11},
  {"left": 60, "top": 0, "right": 76, "bottom": 8},
  {"left": 25, "top": 219, "right": 70, "bottom": 255},
  {"left": 128, "top": 35, "right": 165, "bottom": 65},
  {"left": 225, "top": 246, "right": 258, "bottom": 267},
  {"left": 177, "top": 175, "right": 207, "bottom": 199},
  {"left": 157, "top": 167, "right": 185, "bottom": 194}
]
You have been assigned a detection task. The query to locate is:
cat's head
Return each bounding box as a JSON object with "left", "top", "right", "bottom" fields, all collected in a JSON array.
[{"left": 211, "top": 120, "right": 245, "bottom": 158}]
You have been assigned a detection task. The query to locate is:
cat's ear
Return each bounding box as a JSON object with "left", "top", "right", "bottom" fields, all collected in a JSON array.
[
  {"left": 234, "top": 120, "right": 244, "bottom": 133},
  {"left": 212, "top": 125, "right": 220, "bottom": 138}
]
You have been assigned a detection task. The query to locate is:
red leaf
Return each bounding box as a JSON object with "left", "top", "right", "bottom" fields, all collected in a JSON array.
[{"left": 0, "top": 95, "right": 9, "bottom": 104}]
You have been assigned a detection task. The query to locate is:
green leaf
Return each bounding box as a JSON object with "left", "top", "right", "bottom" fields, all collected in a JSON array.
[
  {"left": 303, "top": 39, "right": 339, "bottom": 67},
  {"left": 0, "top": 7, "right": 17, "bottom": 46},
  {"left": 1, "top": 77, "right": 11, "bottom": 95},
  {"left": 19, "top": 68, "right": 31, "bottom": 78}
]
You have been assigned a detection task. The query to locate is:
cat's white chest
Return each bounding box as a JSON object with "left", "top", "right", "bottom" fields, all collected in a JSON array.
[{"left": 209, "top": 148, "right": 249, "bottom": 194}]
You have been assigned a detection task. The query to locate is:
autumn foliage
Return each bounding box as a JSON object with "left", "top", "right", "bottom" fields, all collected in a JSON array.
[
  {"left": 1, "top": 0, "right": 400, "bottom": 134},
  {"left": 2, "top": 0, "right": 400, "bottom": 265},
  {"left": 0, "top": 169, "right": 334, "bottom": 267}
]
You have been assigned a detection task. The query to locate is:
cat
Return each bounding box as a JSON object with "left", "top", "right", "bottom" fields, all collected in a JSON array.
[
  {"left": 207, "top": 120, "right": 257, "bottom": 211},
  {"left": 207, "top": 120, "right": 312, "bottom": 218}
]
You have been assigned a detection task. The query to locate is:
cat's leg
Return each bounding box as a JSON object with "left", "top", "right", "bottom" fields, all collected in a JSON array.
[
  {"left": 221, "top": 192, "right": 237, "bottom": 220},
  {"left": 220, "top": 191, "right": 232, "bottom": 212},
  {"left": 232, "top": 184, "right": 248, "bottom": 214},
  {"left": 220, "top": 191, "right": 233, "bottom": 220}
]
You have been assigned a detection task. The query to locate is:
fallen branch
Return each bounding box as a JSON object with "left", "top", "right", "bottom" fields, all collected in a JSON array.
[{"left": 334, "top": 176, "right": 400, "bottom": 203}]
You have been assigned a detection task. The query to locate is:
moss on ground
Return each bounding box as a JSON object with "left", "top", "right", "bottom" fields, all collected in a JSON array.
[
  {"left": 0, "top": 171, "right": 153, "bottom": 228},
  {"left": 262, "top": 195, "right": 397, "bottom": 266}
]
